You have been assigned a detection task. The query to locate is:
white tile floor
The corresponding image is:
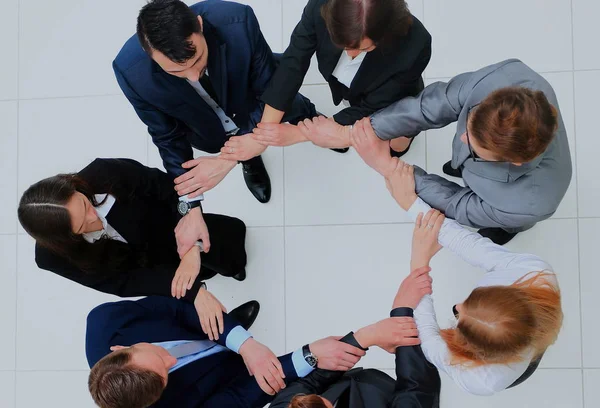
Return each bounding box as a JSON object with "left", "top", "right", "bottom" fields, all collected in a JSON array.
[{"left": 1, "top": 0, "right": 598, "bottom": 406}]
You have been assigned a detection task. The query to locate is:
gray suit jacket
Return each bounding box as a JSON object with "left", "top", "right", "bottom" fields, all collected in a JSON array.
[{"left": 371, "top": 59, "right": 572, "bottom": 230}]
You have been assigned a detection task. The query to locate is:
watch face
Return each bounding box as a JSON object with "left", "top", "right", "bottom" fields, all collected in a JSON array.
[
  {"left": 177, "top": 201, "right": 190, "bottom": 215},
  {"left": 306, "top": 355, "right": 318, "bottom": 368}
]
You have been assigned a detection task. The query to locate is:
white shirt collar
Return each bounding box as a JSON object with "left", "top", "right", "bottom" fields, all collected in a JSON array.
[{"left": 82, "top": 194, "right": 121, "bottom": 243}]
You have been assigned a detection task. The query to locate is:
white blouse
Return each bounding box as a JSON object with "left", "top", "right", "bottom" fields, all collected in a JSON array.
[
  {"left": 407, "top": 197, "right": 558, "bottom": 396},
  {"left": 83, "top": 194, "right": 128, "bottom": 244}
]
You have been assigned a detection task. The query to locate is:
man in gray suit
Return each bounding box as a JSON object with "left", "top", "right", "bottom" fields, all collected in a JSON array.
[{"left": 302, "top": 59, "right": 572, "bottom": 244}]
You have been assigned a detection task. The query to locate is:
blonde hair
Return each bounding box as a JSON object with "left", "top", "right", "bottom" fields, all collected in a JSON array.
[{"left": 440, "top": 272, "right": 562, "bottom": 367}]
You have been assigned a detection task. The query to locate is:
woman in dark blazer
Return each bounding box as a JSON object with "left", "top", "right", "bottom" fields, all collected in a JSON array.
[
  {"left": 245, "top": 0, "right": 431, "bottom": 157},
  {"left": 18, "top": 158, "right": 247, "bottom": 340}
]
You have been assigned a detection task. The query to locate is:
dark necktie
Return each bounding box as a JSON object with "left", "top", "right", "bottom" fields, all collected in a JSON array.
[{"left": 199, "top": 74, "right": 219, "bottom": 104}]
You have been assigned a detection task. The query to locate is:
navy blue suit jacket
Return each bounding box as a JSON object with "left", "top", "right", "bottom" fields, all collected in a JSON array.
[
  {"left": 114, "top": 0, "right": 279, "bottom": 177},
  {"left": 86, "top": 296, "right": 299, "bottom": 408}
]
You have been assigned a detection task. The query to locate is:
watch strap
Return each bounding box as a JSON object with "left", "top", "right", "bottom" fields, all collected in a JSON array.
[
  {"left": 302, "top": 344, "right": 311, "bottom": 358},
  {"left": 187, "top": 200, "right": 202, "bottom": 210}
]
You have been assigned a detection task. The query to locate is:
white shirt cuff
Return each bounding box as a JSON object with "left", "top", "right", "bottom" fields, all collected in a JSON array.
[
  {"left": 179, "top": 194, "right": 204, "bottom": 202},
  {"left": 291, "top": 348, "right": 315, "bottom": 377},
  {"left": 225, "top": 326, "right": 252, "bottom": 354},
  {"left": 407, "top": 197, "right": 433, "bottom": 221}
]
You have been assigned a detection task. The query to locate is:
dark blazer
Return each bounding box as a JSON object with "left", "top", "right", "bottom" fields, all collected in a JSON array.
[
  {"left": 114, "top": 0, "right": 295, "bottom": 177},
  {"left": 35, "top": 158, "right": 247, "bottom": 302},
  {"left": 261, "top": 0, "right": 432, "bottom": 125},
  {"left": 270, "top": 308, "right": 441, "bottom": 408},
  {"left": 86, "top": 296, "right": 302, "bottom": 408}
]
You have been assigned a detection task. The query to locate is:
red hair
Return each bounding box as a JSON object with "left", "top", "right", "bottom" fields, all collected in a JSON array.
[{"left": 440, "top": 272, "right": 562, "bottom": 367}]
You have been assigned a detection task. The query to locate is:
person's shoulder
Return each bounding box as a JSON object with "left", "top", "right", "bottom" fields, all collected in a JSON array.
[
  {"left": 114, "top": 33, "right": 150, "bottom": 74},
  {"left": 192, "top": 0, "right": 254, "bottom": 26}
]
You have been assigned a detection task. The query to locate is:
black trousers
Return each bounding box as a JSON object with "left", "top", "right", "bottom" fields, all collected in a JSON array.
[{"left": 198, "top": 213, "right": 247, "bottom": 279}]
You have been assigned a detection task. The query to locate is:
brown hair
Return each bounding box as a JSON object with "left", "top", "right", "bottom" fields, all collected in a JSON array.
[
  {"left": 18, "top": 173, "right": 138, "bottom": 274},
  {"left": 440, "top": 272, "right": 562, "bottom": 367},
  {"left": 88, "top": 350, "right": 166, "bottom": 408},
  {"left": 321, "top": 0, "right": 413, "bottom": 49},
  {"left": 289, "top": 394, "right": 330, "bottom": 408},
  {"left": 469, "top": 87, "right": 558, "bottom": 163}
]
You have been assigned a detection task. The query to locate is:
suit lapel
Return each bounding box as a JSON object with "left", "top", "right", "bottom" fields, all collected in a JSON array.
[
  {"left": 349, "top": 48, "right": 387, "bottom": 96},
  {"left": 105, "top": 202, "right": 144, "bottom": 249},
  {"left": 321, "top": 41, "right": 344, "bottom": 80},
  {"left": 203, "top": 22, "right": 228, "bottom": 110},
  {"left": 322, "top": 377, "right": 351, "bottom": 405},
  {"left": 152, "top": 62, "right": 208, "bottom": 112}
]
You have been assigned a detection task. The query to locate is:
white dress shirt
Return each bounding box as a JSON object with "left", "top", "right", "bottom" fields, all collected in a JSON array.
[
  {"left": 406, "top": 197, "right": 558, "bottom": 396},
  {"left": 332, "top": 51, "right": 367, "bottom": 107},
  {"left": 83, "top": 194, "right": 127, "bottom": 244}
]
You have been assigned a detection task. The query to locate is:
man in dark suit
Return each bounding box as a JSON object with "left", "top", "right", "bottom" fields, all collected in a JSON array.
[
  {"left": 269, "top": 266, "right": 441, "bottom": 408},
  {"left": 114, "top": 0, "right": 316, "bottom": 204},
  {"left": 86, "top": 295, "right": 422, "bottom": 408}
]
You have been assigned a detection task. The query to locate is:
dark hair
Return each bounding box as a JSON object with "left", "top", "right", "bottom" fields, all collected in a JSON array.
[
  {"left": 18, "top": 174, "right": 134, "bottom": 273},
  {"left": 469, "top": 87, "right": 558, "bottom": 163},
  {"left": 89, "top": 350, "right": 166, "bottom": 408},
  {"left": 289, "top": 394, "right": 329, "bottom": 408},
  {"left": 137, "top": 0, "right": 202, "bottom": 63},
  {"left": 321, "top": 0, "right": 413, "bottom": 49}
]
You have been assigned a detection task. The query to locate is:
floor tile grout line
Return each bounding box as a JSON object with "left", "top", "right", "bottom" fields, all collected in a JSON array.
[
  {"left": 570, "top": 0, "right": 586, "bottom": 404},
  {"left": 8, "top": 215, "right": 595, "bottom": 235},
  {"left": 281, "top": 0, "right": 287, "bottom": 354},
  {"left": 6, "top": 66, "right": 600, "bottom": 102},
  {"left": 15, "top": 0, "right": 20, "bottom": 404}
]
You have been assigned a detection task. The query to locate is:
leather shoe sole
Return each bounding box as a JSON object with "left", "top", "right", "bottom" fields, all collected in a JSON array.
[{"left": 228, "top": 300, "right": 260, "bottom": 330}]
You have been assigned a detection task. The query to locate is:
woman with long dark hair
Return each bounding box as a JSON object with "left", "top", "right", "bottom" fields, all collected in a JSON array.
[
  {"left": 383, "top": 159, "right": 563, "bottom": 395},
  {"left": 220, "top": 0, "right": 431, "bottom": 160},
  {"left": 18, "top": 158, "right": 248, "bottom": 340}
]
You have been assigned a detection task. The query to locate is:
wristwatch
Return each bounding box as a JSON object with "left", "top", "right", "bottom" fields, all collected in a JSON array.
[
  {"left": 177, "top": 200, "right": 202, "bottom": 216},
  {"left": 302, "top": 344, "right": 318, "bottom": 368}
]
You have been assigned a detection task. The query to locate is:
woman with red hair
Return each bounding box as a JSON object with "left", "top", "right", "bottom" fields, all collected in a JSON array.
[{"left": 385, "top": 159, "right": 563, "bottom": 396}]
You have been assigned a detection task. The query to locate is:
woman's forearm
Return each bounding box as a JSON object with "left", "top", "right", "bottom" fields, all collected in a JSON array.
[{"left": 260, "top": 104, "right": 286, "bottom": 124}]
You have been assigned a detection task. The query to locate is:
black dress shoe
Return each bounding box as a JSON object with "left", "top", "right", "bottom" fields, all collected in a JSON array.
[
  {"left": 330, "top": 147, "right": 349, "bottom": 154},
  {"left": 241, "top": 156, "right": 271, "bottom": 203},
  {"left": 232, "top": 269, "right": 246, "bottom": 282},
  {"left": 228, "top": 300, "right": 260, "bottom": 330},
  {"left": 478, "top": 228, "right": 518, "bottom": 245},
  {"left": 442, "top": 160, "right": 463, "bottom": 178},
  {"left": 390, "top": 137, "right": 415, "bottom": 158}
]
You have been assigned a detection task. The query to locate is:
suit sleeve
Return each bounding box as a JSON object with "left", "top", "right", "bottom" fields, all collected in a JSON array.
[
  {"left": 406, "top": 197, "right": 553, "bottom": 272},
  {"left": 260, "top": 0, "right": 319, "bottom": 112},
  {"left": 241, "top": 5, "right": 278, "bottom": 132},
  {"left": 114, "top": 62, "right": 193, "bottom": 177},
  {"left": 268, "top": 333, "right": 366, "bottom": 407},
  {"left": 388, "top": 307, "right": 440, "bottom": 408},
  {"left": 333, "top": 40, "right": 432, "bottom": 126},
  {"left": 411, "top": 166, "right": 547, "bottom": 229},
  {"left": 35, "top": 245, "right": 204, "bottom": 303},
  {"left": 81, "top": 158, "right": 181, "bottom": 204},
  {"left": 370, "top": 70, "right": 478, "bottom": 139}
]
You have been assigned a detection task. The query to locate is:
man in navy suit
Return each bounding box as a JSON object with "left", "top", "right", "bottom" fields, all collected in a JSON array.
[
  {"left": 86, "top": 296, "right": 420, "bottom": 408},
  {"left": 114, "top": 0, "right": 316, "bottom": 205}
]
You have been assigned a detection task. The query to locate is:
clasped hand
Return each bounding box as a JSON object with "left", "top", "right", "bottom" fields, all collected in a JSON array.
[{"left": 174, "top": 156, "right": 236, "bottom": 198}]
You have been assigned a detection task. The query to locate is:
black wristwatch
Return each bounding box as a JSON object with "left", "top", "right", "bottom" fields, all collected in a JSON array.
[
  {"left": 302, "top": 344, "right": 318, "bottom": 368},
  {"left": 177, "top": 200, "right": 202, "bottom": 216}
]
